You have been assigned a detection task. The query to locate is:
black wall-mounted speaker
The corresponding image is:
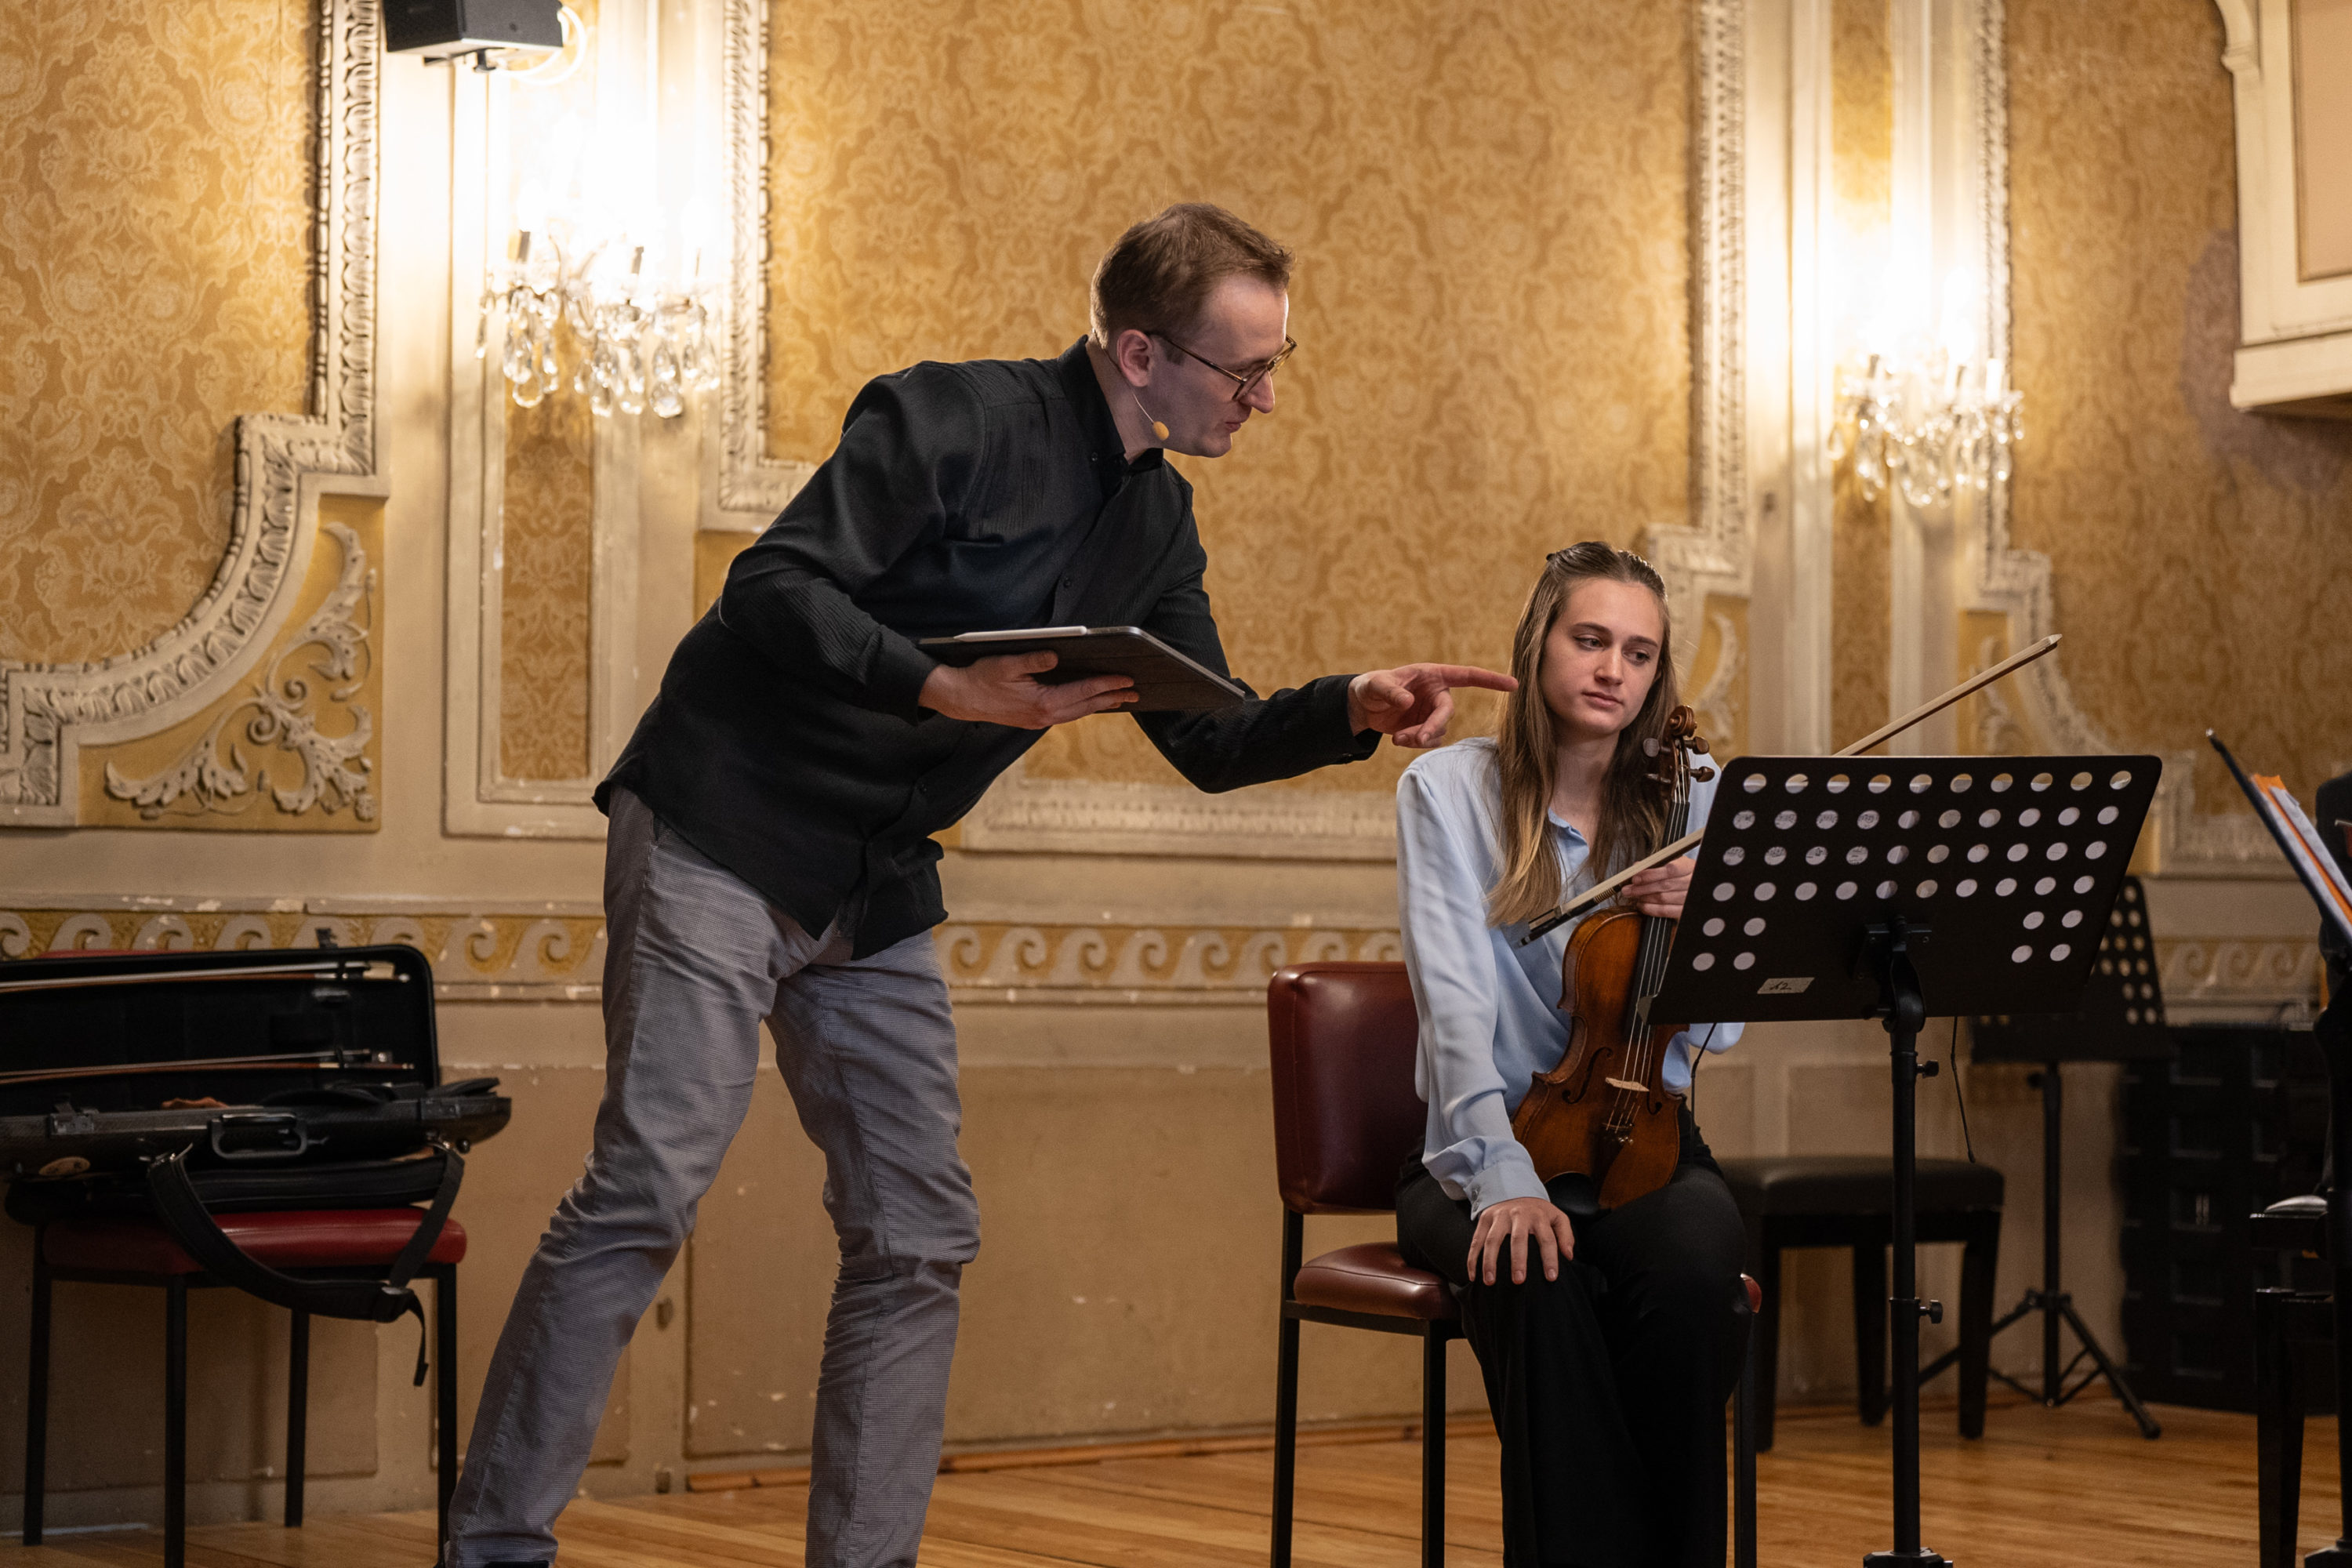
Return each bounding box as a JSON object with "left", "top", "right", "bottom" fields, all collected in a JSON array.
[{"left": 383, "top": 0, "right": 564, "bottom": 58}]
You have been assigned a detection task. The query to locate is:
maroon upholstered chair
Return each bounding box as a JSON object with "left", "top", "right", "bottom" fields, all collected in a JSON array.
[
  {"left": 24, "top": 1209, "right": 466, "bottom": 1568},
  {"left": 1267, "top": 961, "right": 1764, "bottom": 1568}
]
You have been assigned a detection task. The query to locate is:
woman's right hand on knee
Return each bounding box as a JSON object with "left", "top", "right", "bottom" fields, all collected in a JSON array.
[{"left": 1468, "top": 1196, "right": 1576, "bottom": 1285}]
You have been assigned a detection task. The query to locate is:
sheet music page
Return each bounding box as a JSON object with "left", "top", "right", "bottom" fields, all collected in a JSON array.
[{"left": 2253, "top": 772, "right": 2352, "bottom": 949}]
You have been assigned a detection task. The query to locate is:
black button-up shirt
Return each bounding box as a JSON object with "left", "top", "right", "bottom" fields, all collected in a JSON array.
[{"left": 598, "top": 339, "right": 1378, "bottom": 956}]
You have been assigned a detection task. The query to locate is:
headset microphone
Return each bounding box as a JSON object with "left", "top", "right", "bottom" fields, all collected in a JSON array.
[{"left": 1134, "top": 394, "right": 1169, "bottom": 443}]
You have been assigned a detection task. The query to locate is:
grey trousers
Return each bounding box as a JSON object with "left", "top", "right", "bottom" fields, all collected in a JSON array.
[{"left": 445, "top": 788, "right": 978, "bottom": 1568}]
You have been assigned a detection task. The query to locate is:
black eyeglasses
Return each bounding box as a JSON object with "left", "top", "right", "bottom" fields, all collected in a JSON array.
[{"left": 1153, "top": 332, "right": 1297, "bottom": 402}]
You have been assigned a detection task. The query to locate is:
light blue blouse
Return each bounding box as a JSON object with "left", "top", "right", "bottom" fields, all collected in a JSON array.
[{"left": 1397, "top": 737, "right": 1741, "bottom": 1214}]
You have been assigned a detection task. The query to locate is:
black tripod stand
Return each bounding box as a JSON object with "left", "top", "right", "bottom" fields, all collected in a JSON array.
[
  {"left": 1965, "top": 875, "right": 2171, "bottom": 1438},
  {"left": 1653, "top": 753, "right": 2162, "bottom": 1568},
  {"left": 1980, "top": 1058, "right": 2161, "bottom": 1432}
]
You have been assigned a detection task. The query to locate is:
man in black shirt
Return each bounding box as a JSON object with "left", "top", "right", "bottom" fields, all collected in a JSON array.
[{"left": 446, "top": 205, "right": 1511, "bottom": 1568}]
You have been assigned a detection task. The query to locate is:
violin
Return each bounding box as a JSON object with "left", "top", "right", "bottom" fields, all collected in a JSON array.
[{"left": 1509, "top": 705, "right": 1715, "bottom": 1210}]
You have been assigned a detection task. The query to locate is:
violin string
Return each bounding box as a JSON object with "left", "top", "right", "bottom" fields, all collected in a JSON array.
[
  {"left": 1602, "top": 728, "right": 1700, "bottom": 1136},
  {"left": 1624, "top": 748, "right": 1697, "bottom": 1118}
]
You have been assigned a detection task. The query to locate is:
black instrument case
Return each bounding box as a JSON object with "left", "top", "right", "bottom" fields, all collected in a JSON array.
[{"left": 0, "top": 943, "right": 509, "bottom": 1217}]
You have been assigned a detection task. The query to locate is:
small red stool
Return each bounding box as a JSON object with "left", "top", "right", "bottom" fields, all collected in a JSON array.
[{"left": 23, "top": 1208, "right": 466, "bottom": 1568}]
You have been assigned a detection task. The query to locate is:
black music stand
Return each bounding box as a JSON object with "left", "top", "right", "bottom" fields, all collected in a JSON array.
[
  {"left": 2212, "top": 734, "right": 2352, "bottom": 1568},
  {"left": 1652, "top": 753, "right": 2161, "bottom": 1568},
  {"left": 1965, "top": 875, "right": 2171, "bottom": 1439}
]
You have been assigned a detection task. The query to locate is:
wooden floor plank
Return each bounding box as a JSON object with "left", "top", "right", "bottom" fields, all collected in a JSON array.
[{"left": 1, "top": 1399, "right": 2339, "bottom": 1566}]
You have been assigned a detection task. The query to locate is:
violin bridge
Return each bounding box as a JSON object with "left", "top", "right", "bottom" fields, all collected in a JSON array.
[{"left": 1603, "top": 1076, "right": 1646, "bottom": 1094}]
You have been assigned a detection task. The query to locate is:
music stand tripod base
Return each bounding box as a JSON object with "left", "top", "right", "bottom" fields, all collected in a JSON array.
[
  {"left": 1969, "top": 875, "right": 2171, "bottom": 1440},
  {"left": 1653, "top": 754, "right": 2163, "bottom": 1568}
]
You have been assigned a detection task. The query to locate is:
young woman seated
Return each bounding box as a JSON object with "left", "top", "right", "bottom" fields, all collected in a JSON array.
[{"left": 1394, "top": 542, "right": 1748, "bottom": 1568}]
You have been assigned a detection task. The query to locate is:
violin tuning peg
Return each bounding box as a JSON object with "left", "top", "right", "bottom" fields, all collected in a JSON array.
[
  {"left": 1691, "top": 766, "right": 1717, "bottom": 782},
  {"left": 1642, "top": 737, "right": 1661, "bottom": 757},
  {"left": 1691, "top": 738, "right": 1711, "bottom": 754}
]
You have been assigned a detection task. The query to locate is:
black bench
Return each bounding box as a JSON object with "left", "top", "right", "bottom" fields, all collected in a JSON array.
[{"left": 1719, "top": 1154, "right": 2003, "bottom": 1450}]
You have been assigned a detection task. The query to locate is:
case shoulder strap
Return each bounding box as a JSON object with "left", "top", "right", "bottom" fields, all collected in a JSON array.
[{"left": 144, "top": 1145, "right": 464, "bottom": 1385}]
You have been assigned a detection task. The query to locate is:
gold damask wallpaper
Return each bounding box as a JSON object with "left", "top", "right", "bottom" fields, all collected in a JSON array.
[
  {"left": 2009, "top": 0, "right": 2352, "bottom": 810},
  {"left": 764, "top": 0, "right": 1693, "bottom": 791},
  {"left": 500, "top": 319, "right": 596, "bottom": 783},
  {"left": 495, "top": 0, "right": 601, "bottom": 784},
  {"left": 1828, "top": 0, "right": 1893, "bottom": 752},
  {"left": 0, "top": 0, "right": 316, "bottom": 666}
]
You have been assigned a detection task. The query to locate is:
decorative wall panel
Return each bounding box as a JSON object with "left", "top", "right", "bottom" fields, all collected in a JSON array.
[
  {"left": 0, "top": 0, "right": 379, "bottom": 827},
  {"left": 1827, "top": 0, "right": 1894, "bottom": 750},
  {"left": 444, "top": 7, "right": 643, "bottom": 837},
  {"left": 738, "top": 0, "right": 1695, "bottom": 846},
  {"left": 2007, "top": 0, "right": 2352, "bottom": 867}
]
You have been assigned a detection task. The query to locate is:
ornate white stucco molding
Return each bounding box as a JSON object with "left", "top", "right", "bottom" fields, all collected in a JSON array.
[
  {"left": 938, "top": 921, "right": 1403, "bottom": 1005},
  {"left": 1640, "top": 0, "right": 1755, "bottom": 686},
  {"left": 2158, "top": 935, "right": 2322, "bottom": 1019},
  {"left": 0, "top": 894, "right": 1405, "bottom": 1007},
  {"left": 958, "top": 762, "right": 1399, "bottom": 861},
  {"left": 0, "top": 0, "right": 381, "bottom": 827},
  {"left": 710, "top": 0, "right": 816, "bottom": 526}
]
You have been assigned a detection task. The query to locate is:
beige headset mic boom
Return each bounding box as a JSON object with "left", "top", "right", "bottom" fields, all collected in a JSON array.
[{"left": 1134, "top": 393, "right": 1169, "bottom": 442}]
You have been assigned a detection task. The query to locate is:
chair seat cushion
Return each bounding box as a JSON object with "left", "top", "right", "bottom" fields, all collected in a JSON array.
[
  {"left": 42, "top": 1208, "right": 468, "bottom": 1276},
  {"left": 1292, "top": 1242, "right": 1457, "bottom": 1321},
  {"left": 1716, "top": 1155, "right": 2002, "bottom": 1218}
]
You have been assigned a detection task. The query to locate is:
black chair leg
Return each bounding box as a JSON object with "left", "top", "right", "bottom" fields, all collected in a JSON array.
[
  {"left": 1958, "top": 1211, "right": 1998, "bottom": 1440},
  {"left": 2256, "top": 1288, "right": 2306, "bottom": 1568},
  {"left": 1733, "top": 1283, "right": 1757, "bottom": 1568},
  {"left": 1753, "top": 1225, "right": 1783, "bottom": 1452},
  {"left": 24, "top": 1234, "right": 49, "bottom": 1547},
  {"left": 1272, "top": 1210, "right": 1302, "bottom": 1568},
  {"left": 1421, "top": 1327, "right": 1446, "bottom": 1568},
  {"left": 165, "top": 1279, "right": 188, "bottom": 1568},
  {"left": 436, "top": 1265, "right": 459, "bottom": 1555},
  {"left": 1853, "top": 1240, "right": 1888, "bottom": 1428},
  {"left": 286, "top": 1307, "right": 310, "bottom": 1527}
]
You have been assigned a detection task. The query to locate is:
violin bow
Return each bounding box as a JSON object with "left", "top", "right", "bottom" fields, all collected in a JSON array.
[{"left": 1518, "top": 633, "right": 2063, "bottom": 945}]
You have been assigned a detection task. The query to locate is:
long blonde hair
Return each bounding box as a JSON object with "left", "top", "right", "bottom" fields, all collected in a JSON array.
[{"left": 1486, "top": 543, "right": 1682, "bottom": 928}]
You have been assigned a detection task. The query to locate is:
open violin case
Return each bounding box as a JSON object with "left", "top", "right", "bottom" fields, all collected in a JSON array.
[{"left": 0, "top": 942, "right": 510, "bottom": 1356}]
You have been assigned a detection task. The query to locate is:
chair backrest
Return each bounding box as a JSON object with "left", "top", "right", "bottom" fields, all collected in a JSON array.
[{"left": 1266, "top": 962, "right": 1423, "bottom": 1215}]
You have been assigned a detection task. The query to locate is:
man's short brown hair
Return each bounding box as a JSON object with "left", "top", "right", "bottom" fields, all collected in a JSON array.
[{"left": 1088, "top": 203, "right": 1294, "bottom": 348}]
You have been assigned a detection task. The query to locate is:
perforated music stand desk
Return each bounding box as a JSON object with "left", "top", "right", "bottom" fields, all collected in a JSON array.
[
  {"left": 1965, "top": 877, "right": 2172, "bottom": 1437},
  {"left": 1651, "top": 753, "right": 2162, "bottom": 1568}
]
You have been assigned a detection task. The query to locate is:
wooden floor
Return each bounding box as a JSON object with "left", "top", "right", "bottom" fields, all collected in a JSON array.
[{"left": 2, "top": 1398, "right": 2340, "bottom": 1566}]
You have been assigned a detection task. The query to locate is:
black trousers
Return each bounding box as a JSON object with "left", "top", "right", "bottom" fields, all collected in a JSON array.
[{"left": 1396, "top": 1119, "right": 1748, "bottom": 1568}]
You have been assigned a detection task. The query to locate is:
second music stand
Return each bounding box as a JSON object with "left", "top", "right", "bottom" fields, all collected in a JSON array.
[
  {"left": 1653, "top": 753, "right": 2162, "bottom": 1567},
  {"left": 1966, "top": 873, "right": 2172, "bottom": 1439}
]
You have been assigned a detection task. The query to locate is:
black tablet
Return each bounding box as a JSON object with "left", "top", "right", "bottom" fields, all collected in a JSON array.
[{"left": 916, "top": 626, "right": 1247, "bottom": 712}]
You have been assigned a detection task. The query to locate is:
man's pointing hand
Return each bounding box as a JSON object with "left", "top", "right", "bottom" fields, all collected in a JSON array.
[{"left": 1347, "top": 663, "right": 1518, "bottom": 748}]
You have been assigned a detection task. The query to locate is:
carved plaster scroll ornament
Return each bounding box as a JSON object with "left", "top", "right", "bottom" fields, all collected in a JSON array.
[{"left": 103, "top": 522, "right": 377, "bottom": 822}]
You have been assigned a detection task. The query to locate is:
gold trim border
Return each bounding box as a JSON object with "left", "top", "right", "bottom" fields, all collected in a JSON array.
[{"left": 0, "top": 899, "right": 1406, "bottom": 1007}]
